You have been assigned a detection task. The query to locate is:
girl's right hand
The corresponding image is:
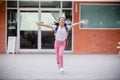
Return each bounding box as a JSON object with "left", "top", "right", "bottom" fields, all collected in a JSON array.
[{"left": 36, "top": 22, "right": 42, "bottom": 26}]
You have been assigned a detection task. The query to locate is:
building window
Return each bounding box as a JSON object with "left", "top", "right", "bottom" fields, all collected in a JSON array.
[
  {"left": 7, "top": 9, "right": 17, "bottom": 36},
  {"left": 80, "top": 4, "right": 120, "bottom": 29},
  {"left": 7, "top": 1, "right": 17, "bottom": 8},
  {"left": 41, "top": 1, "right": 60, "bottom": 8},
  {"left": 63, "top": 1, "right": 72, "bottom": 8},
  {"left": 19, "top": 1, "right": 39, "bottom": 8},
  {"left": 62, "top": 10, "right": 72, "bottom": 25}
]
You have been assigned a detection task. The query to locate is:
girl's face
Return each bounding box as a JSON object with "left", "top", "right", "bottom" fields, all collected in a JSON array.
[{"left": 58, "top": 17, "right": 66, "bottom": 26}]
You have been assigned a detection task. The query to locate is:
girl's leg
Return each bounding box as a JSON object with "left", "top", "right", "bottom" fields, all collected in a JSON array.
[
  {"left": 59, "top": 42, "right": 66, "bottom": 68},
  {"left": 54, "top": 41, "right": 60, "bottom": 65}
]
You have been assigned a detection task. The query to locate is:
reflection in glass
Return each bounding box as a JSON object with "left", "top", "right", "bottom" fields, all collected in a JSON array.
[
  {"left": 7, "top": 1, "right": 17, "bottom": 8},
  {"left": 20, "top": 12, "right": 38, "bottom": 31},
  {"left": 7, "top": 9, "right": 17, "bottom": 36},
  {"left": 41, "top": 11, "right": 59, "bottom": 31},
  {"left": 63, "top": 1, "right": 72, "bottom": 8},
  {"left": 41, "top": 1, "right": 60, "bottom": 8},
  {"left": 19, "top": 11, "right": 38, "bottom": 49},
  {"left": 20, "top": 31, "right": 38, "bottom": 49},
  {"left": 41, "top": 11, "right": 59, "bottom": 49},
  {"left": 7, "top": 9, "right": 17, "bottom": 47},
  {"left": 19, "top": 1, "right": 39, "bottom": 8},
  {"left": 62, "top": 10, "right": 72, "bottom": 25}
]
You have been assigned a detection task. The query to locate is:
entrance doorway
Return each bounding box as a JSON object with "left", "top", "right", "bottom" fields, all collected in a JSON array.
[
  {"left": 7, "top": 1, "right": 73, "bottom": 53},
  {"left": 14, "top": 2, "right": 72, "bottom": 53},
  {"left": 18, "top": 9, "right": 72, "bottom": 52}
]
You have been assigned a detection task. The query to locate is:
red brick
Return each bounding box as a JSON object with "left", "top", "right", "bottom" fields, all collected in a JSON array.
[{"left": 0, "top": 1, "right": 6, "bottom": 54}]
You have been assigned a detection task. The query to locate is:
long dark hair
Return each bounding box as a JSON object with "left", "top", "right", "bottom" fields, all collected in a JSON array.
[{"left": 58, "top": 17, "right": 66, "bottom": 21}]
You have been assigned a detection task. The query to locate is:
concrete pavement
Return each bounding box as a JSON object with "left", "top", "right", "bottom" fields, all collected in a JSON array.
[{"left": 0, "top": 54, "right": 120, "bottom": 80}]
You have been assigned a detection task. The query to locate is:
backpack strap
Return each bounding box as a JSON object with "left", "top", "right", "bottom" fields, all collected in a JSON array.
[
  {"left": 64, "top": 25, "right": 68, "bottom": 31},
  {"left": 55, "top": 25, "right": 68, "bottom": 31},
  {"left": 54, "top": 25, "right": 68, "bottom": 40},
  {"left": 55, "top": 25, "right": 59, "bottom": 32}
]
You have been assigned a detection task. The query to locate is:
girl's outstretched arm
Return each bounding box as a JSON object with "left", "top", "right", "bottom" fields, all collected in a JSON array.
[
  {"left": 36, "top": 22, "right": 53, "bottom": 28},
  {"left": 69, "top": 20, "right": 87, "bottom": 28}
]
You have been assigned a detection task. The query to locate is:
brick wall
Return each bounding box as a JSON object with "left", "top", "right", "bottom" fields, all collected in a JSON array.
[
  {"left": 0, "top": 1, "right": 6, "bottom": 54},
  {"left": 73, "top": 2, "right": 120, "bottom": 54}
]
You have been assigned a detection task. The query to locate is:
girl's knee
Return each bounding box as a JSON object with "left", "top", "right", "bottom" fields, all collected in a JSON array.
[{"left": 59, "top": 54, "right": 63, "bottom": 57}]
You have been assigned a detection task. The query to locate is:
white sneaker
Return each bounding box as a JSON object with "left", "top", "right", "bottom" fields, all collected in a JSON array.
[{"left": 59, "top": 68, "right": 64, "bottom": 73}]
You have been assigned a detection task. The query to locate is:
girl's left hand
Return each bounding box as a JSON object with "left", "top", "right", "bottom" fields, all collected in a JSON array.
[{"left": 81, "top": 20, "right": 88, "bottom": 25}]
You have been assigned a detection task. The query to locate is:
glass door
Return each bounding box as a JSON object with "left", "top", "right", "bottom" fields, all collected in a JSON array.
[
  {"left": 19, "top": 10, "right": 38, "bottom": 49},
  {"left": 41, "top": 10, "right": 60, "bottom": 49}
]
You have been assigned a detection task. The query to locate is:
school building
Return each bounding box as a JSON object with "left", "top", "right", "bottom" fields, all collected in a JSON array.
[{"left": 0, "top": 0, "right": 120, "bottom": 54}]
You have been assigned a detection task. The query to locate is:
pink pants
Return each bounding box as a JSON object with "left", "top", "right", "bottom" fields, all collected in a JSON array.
[{"left": 54, "top": 40, "right": 66, "bottom": 68}]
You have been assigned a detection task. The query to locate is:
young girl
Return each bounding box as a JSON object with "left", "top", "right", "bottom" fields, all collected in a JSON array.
[{"left": 36, "top": 17, "right": 87, "bottom": 73}]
